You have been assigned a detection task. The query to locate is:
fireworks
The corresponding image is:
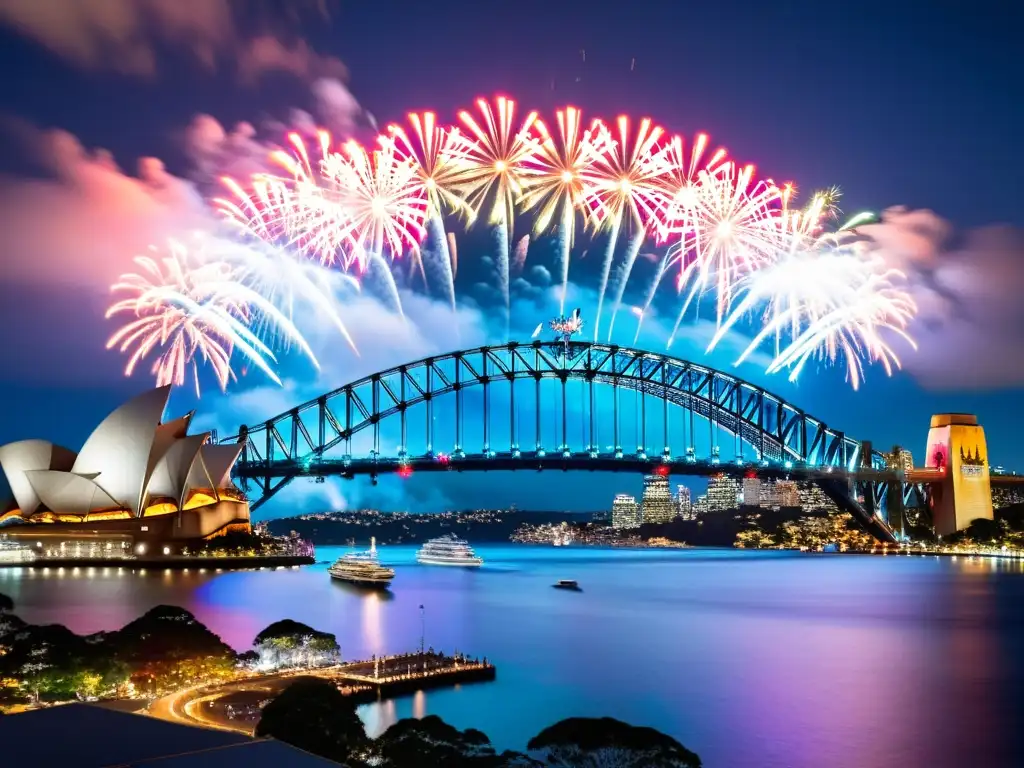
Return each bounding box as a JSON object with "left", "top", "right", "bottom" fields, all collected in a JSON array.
[
  {"left": 106, "top": 243, "right": 280, "bottom": 395},
  {"left": 450, "top": 96, "right": 539, "bottom": 317},
  {"left": 579, "top": 115, "right": 669, "bottom": 340},
  {"left": 519, "top": 107, "right": 610, "bottom": 312},
  {"left": 707, "top": 217, "right": 916, "bottom": 390},
  {"left": 106, "top": 95, "right": 919, "bottom": 396},
  {"left": 667, "top": 162, "right": 781, "bottom": 345}
]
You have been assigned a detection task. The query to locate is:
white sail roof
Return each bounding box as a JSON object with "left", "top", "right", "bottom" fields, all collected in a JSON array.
[
  {"left": 0, "top": 440, "right": 77, "bottom": 515},
  {"left": 72, "top": 386, "right": 171, "bottom": 516},
  {"left": 25, "top": 470, "right": 118, "bottom": 516},
  {"left": 145, "top": 434, "right": 209, "bottom": 504},
  {"left": 199, "top": 444, "right": 243, "bottom": 490}
]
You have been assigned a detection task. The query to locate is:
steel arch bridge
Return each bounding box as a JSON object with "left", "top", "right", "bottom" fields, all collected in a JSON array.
[{"left": 222, "top": 341, "right": 900, "bottom": 542}]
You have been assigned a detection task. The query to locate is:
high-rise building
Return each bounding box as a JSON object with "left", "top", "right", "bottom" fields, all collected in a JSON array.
[
  {"left": 706, "top": 475, "right": 740, "bottom": 512},
  {"left": 642, "top": 474, "right": 676, "bottom": 524},
  {"left": 775, "top": 480, "right": 799, "bottom": 507},
  {"left": 675, "top": 485, "right": 692, "bottom": 520},
  {"left": 611, "top": 494, "right": 641, "bottom": 529},
  {"left": 693, "top": 494, "right": 709, "bottom": 517},
  {"left": 741, "top": 477, "right": 761, "bottom": 507},
  {"left": 883, "top": 447, "right": 914, "bottom": 472}
]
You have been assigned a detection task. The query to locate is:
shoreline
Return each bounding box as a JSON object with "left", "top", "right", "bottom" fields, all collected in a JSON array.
[{"left": 0, "top": 554, "right": 315, "bottom": 570}]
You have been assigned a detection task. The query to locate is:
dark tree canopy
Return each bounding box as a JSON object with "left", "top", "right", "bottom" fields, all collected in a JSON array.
[
  {"left": 253, "top": 619, "right": 338, "bottom": 647},
  {"left": 376, "top": 715, "right": 512, "bottom": 767},
  {"left": 256, "top": 677, "right": 369, "bottom": 766},
  {"left": 527, "top": 717, "right": 702, "bottom": 768},
  {"left": 0, "top": 592, "right": 13, "bottom": 612},
  {"left": 110, "top": 605, "right": 234, "bottom": 663}
]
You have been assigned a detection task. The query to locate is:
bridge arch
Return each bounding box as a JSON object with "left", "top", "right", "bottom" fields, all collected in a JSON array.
[{"left": 223, "top": 341, "right": 894, "bottom": 540}]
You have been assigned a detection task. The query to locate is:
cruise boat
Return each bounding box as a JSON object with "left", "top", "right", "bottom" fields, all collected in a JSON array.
[
  {"left": 416, "top": 534, "right": 483, "bottom": 567},
  {"left": 328, "top": 538, "right": 395, "bottom": 587}
]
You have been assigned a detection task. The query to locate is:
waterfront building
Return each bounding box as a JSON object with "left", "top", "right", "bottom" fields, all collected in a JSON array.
[
  {"left": 707, "top": 476, "right": 740, "bottom": 512},
  {"left": 676, "top": 485, "right": 692, "bottom": 520},
  {"left": 642, "top": 474, "right": 676, "bottom": 524},
  {"left": 612, "top": 494, "right": 641, "bottom": 529},
  {"left": 0, "top": 386, "right": 249, "bottom": 549},
  {"left": 741, "top": 477, "right": 761, "bottom": 507}
]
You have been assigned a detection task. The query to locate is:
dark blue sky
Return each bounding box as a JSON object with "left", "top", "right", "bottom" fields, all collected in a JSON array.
[{"left": 0, "top": 0, "right": 1020, "bottom": 515}]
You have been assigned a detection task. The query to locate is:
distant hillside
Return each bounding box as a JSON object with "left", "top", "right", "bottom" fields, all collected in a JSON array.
[{"left": 266, "top": 510, "right": 589, "bottom": 545}]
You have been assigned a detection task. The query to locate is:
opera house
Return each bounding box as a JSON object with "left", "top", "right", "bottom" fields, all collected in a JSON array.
[{"left": 0, "top": 386, "right": 250, "bottom": 555}]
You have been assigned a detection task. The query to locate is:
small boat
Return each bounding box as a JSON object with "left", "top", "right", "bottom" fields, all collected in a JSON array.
[
  {"left": 328, "top": 538, "right": 395, "bottom": 587},
  {"left": 416, "top": 534, "right": 483, "bottom": 567},
  {"left": 552, "top": 579, "right": 581, "bottom": 591}
]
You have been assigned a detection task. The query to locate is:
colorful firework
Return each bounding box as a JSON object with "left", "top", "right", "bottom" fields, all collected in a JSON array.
[
  {"left": 449, "top": 96, "right": 539, "bottom": 318},
  {"left": 707, "top": 223, "right": 916, "bottom": 390},
  {"left": 633, "top": 133, "right": 728, "bottom": 342},
  {"left": 519, "top": 106, "right": 610, "bottom": 312},
  {"left": 667, "top": 162, "right": 781, "bottom": 346},
  {"left": 105, "top": 243, "right": 281, "bottom": 395},
  {"left": 579, "top": 115, "right": 669, "bottom": 340}
]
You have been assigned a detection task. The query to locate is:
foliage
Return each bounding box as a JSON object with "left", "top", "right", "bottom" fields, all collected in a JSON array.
[
  {"left": 0, "top": 622, "right": 118, "bottom": 703},
  {"left": 252, "top": 619, "right": 341, "bottom": 670},
  {"left": 734, "top": 528, "right": 777, "bottom": 548},
  {"left": 255, "top": 677, "right": 371, "bottom": 766},
  {"left": 192, "top": 530, "right": 278, "bottom": 556},
  {"left": 0, "top": 593, "right": 12, "bottom": 613},
  {"left": 375, "top": 715, "right": 524, "bottom": 767},
  {"left": 526, "top": 717, "right": 702, "bottom": 768},
  {"left": 106, "top": 605, "right": 237, "bottom": 695}
]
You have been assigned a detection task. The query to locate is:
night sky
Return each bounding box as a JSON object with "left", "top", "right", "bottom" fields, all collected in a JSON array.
[{"left": 0, "top": 0, "right": 1020, "bottom": 517}]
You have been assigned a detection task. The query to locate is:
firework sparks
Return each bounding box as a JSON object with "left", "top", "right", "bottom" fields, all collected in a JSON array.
[
  {"left": 105, "top": 242, "right": 282, "bottom": 396},
  {"left": 321, "top": 139, "right": 429, "bottom": 314},
  {"left": 633, "top": 133, "right": 728, "bottom": 342},
  {"left": 667, "top": 162, "right": 781, "bottom": 346},
  {"left": 450, "top": 96, "right": 539, "bottom": 319},
  {"left": 707, "top": 224, "right": 916, "bottom": 390},
  {"left": 579, "top": 115, "right": 669, "bottom": 340},
  {"left": 519, "top": 106, "right": 610, "bottom": 311}
]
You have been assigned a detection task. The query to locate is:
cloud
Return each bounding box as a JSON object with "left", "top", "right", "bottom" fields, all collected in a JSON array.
[
  {"left": 861, "top": 208, "right": 1024, "bottom": 390},
  {"left": 0, "top": 0, "right": 344, "bottom": 83}
]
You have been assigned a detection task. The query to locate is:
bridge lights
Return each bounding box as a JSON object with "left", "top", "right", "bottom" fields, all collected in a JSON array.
[
  {"left": 398, "top": 465, "right": 413, "bottom": 479},
  {"left": 512, "top": 449, "right": 521, "bottom": 458},
  {"left": 589, "top": 450, "right": 598, "bottom": 459},
  {"left": 537, "top": 449, "right": 547, "bottom": 458},
  {"left": 637, "top": 451, "right": 647, "bottom": 460},
  {"left": 784, "top": 460, "right": 793, "bottom": 469},
  {"left": 614, "top": 448, "right": 623, "bottom": 459}
]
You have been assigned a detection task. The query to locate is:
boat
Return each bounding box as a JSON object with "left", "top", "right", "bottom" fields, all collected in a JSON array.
[
  {"left": 416, "top": 534, "right": 483, "bottom": 567},
  {"left": 328, "top": 538, "right": 395, "bottom": 586},
  {"left": 553, "top": 579, "right": 581, "bottom": 591}
]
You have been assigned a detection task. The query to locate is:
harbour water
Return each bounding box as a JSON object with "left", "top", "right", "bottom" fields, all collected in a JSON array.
[{"left": 3, "top": 545, "right": 1024, "bottom": 767}]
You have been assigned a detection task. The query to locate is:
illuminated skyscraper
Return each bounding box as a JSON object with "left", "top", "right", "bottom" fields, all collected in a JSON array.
[
  {"left": 797, "top": 482, "right": 839, "bottom": 513},
  {"left": 706, "top": 475, "right": 740, "bottom": 512},
  {"left": 612, "top": 494, "right": 641, "bottom": 529},
  {"left": 676, "top": 485, "right": 692, "bottom": 520},
  {"left": 883, "top": 447, "right": 914, "bottom": 472},
  {"left": 776, "top": 480, "right": 799, "bottom": 507},
  {"left": 642, "top": 474, "right": 675, "bottom": 524},
  {"left": 741, "top": 477, "right": 762, "bottom": 507}
]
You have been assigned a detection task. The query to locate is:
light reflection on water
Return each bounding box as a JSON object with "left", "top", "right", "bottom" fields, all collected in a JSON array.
[{"left": 3, "top": 546, "right": 1024, "bottom": 767}]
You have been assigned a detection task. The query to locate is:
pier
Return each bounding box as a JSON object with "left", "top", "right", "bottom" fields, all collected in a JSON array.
[{"left": 148, "top": 651, "right": 496, "bottom": 734}]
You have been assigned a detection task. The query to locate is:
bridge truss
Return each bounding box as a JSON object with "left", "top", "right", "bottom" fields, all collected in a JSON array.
[{"left": 222, "top": 341, "right": 901, "bottom": 542}]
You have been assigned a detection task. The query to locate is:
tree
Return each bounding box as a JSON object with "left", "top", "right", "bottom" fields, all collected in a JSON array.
[
  {"left": 252, "top": 619, "right": 341, "bottom": 670},
  {"left": 375, "top": 715, "right": 522, "bottom": 767},
  {"left": 108, "top": 605, "right": 236, "bottom": 694},
  {"left": 0, "top": 592, "right": 12, "bottom": 613},
  {"left": 526, "top": 717, "right": 702, "bottom": 768},
  {"left": 0, "top": 623, "right": 89, "bottom": 704},
  {"left": 256, "top": 677, "right": 370, "bottom": 766}
]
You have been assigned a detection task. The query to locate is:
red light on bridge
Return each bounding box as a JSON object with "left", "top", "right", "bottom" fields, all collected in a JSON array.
[
  {"left": 398, "top": 465, "right": 413, "bottom": 479},
  {"left": 744, "top": 469, "right": 757, "bottom": 479},
  {"left": 436, "top": 453, "right": 450, "bottom": 465},
  {"left": 654, "top": 465, "right": 670, "bottom": 477}
]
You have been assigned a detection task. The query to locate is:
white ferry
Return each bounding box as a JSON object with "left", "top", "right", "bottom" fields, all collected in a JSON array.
[
  {"left": 416, "top": 534, "right": 483, "bottom": 567},
  {"left": 328, "top": 538, "right": 395, "bottom": 587}
]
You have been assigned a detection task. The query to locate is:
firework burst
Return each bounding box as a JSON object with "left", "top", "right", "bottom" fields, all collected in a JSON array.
[
  {"left": 579, "top": 115, "right": 669, "bottom": 340},
  {"left": 105, "top": 242, "right": 281, "bottom": 395},
  {"left": 520, "top": 106, "right": 611, "bottom": 312},
  {"left": 449, "top": 96, "right": 539, "bottom": 319}
]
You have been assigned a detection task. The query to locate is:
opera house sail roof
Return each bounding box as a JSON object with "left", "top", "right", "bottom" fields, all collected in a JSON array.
[{"left": 0, "top": 386, "right": 244, "bottom": 522}]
